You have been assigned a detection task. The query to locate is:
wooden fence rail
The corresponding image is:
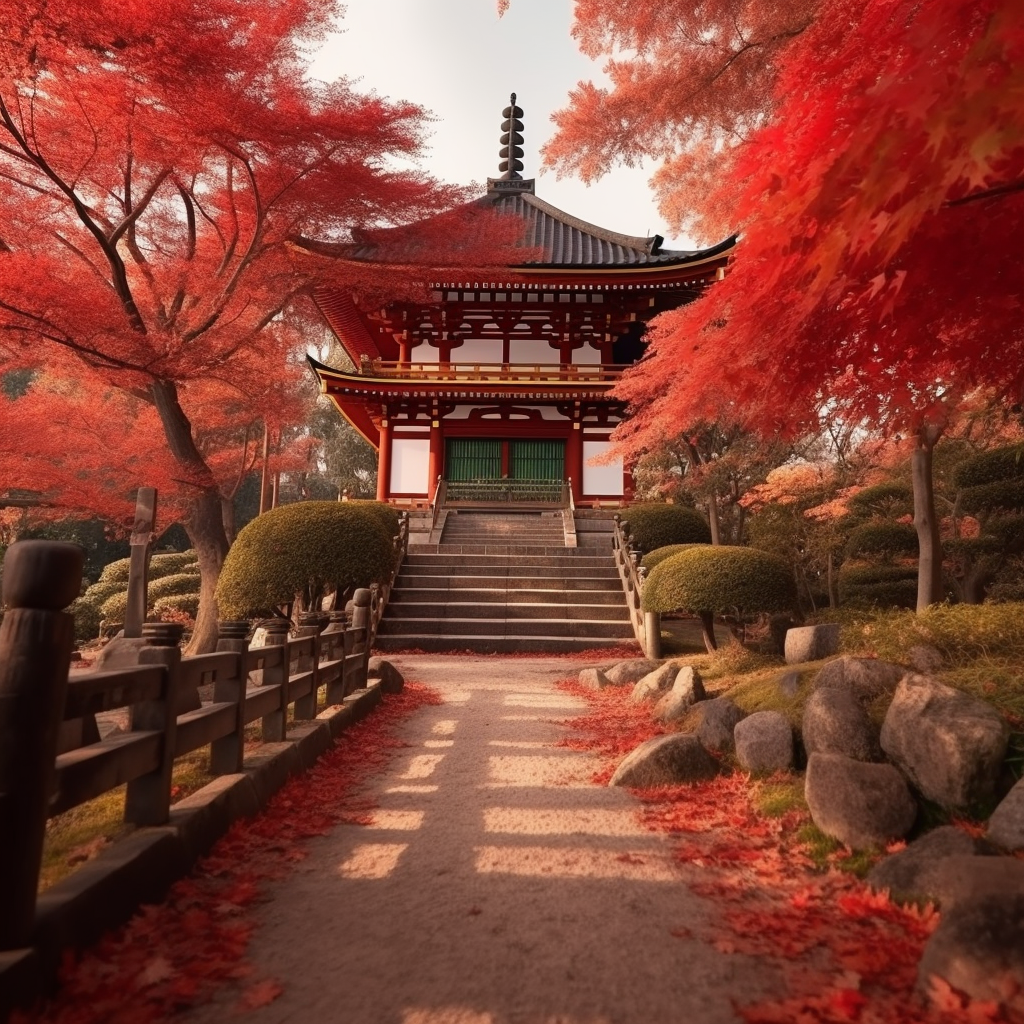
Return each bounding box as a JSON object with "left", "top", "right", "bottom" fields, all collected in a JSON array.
[
  {"left": 0, "top": 540, "right": 382, "bottom": 955},
  {"left": 611, "top": 515, "right": 661, "bottom": 659}
]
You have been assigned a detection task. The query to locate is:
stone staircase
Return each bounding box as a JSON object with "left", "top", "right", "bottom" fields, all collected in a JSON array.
[{"left": 375, "top": 511, "right": 635, "bottom": 654}]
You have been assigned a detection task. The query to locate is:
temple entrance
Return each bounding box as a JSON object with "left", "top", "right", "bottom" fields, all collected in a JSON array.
[{"left": 445, "top": 438, "right": 565, "bottom": 503}]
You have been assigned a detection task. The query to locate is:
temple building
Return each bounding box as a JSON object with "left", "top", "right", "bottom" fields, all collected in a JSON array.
[{"left": 306, "top": 96, "right": 733, "bottom": 507}]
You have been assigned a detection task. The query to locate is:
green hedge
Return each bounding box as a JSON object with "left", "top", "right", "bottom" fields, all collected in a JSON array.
[
  {"left": 216, "top": 501, "right": 395, "bottom": 619},
  {"left": 346, "top": 500, "right": 401, "bottom": 538},
  {"left": 952, "top": 444, "right": 1024, "bottom": 489},
  {"left": 153, "top": 593, "right": 200, "bottom": 619},
  {"left": 99, "top": 549, "right": 197, "bottom": 585},
  {"left": 845, "top": 521, "right": 918, "bottom": 560},
  {"left": 846, "top": 482, "right": 913, "bottom": 518},
  {"left": 70, "top": 597, "right": 103, "bottom": 642},
  {"left": 147, "top": 572, "right": 203, "bottom": 602},
  {"left": 837, "top": 563, "right": 918, "bottom": 609},
  {"left": 621, "top": 503, "right": 711, "bottom": 554},
  {"left": 100, "top": 591, "right": 129, "bottom": 623},
  {"left": 82, "top": 579, "right": 126, "bottom": 608},
  {"left": 959, "top": 479, "right": 1024, "bottom": 516},
  {"left": 642, "top": 545, "right": 796, "bottom": 616},
  {"left": 640, "top": 543, "right": 710, "bottom": 572}
]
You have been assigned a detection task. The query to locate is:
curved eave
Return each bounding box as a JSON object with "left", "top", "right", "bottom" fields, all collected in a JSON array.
[
  {"left": 507, "top": 235, "right": 737, "bottom": 276},
  {"left": 307, "top": 355, "right": 620, "bottom": 403}
]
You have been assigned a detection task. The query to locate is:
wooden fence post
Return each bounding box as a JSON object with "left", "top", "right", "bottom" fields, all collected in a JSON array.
[
  {"left": 125, "top": 624, "right": 181, "bottom": 827},
  {"left": 260, "top": 619, "right": 290, "bottom": 741},
  {"left": 212, "top": 620, "right": 251, "bottom": 774},
  {"left": 293, "top": 613, "right": 322, "bottom": 721},
  {"left": 324, "top": 611, "right": 348, "bottom": 706},
  {"left": 0, "top": 541, "right": 83, "bottom": 951}
]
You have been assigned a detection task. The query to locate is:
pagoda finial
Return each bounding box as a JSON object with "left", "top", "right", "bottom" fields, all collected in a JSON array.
[{"left": 499, "top": 92, "right": 525, "bottom": 180}]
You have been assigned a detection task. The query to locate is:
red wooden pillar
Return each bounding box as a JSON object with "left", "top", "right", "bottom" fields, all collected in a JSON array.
[
  {"left": 567, "top": 423, "right": 583, "bottom": 503},
  {"left": 428, "top": 420, "right": 443, "bottom": 500},
  {"left": 376, "top": 417, "right": 392, "bottom": 502},
  {"left": 398, "top": 338, "right": 411, "bottom": 366}
]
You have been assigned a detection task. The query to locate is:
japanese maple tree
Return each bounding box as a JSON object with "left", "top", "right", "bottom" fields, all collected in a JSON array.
[
  {"left": 0, "top": 0, "right": 506, "bottom": 649},
  {"left": 548, "top": 0, "right": 1024, "bottom": 611}
]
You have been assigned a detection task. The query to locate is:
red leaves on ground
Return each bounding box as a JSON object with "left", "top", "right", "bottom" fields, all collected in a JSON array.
[
  {"left": 15, "top": 684, "right": 441, "bottom": 1024},
  {"left": 561, "top": 683, "right": 1024, "bottom": 1024}
]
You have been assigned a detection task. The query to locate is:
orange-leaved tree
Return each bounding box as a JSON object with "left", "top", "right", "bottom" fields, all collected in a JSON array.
[
  {"left": 0, "top": 0, "right": 513, "bottom": 650},
  {"left": 548, "top": 0, "right": 1024, "bottom": 612}
]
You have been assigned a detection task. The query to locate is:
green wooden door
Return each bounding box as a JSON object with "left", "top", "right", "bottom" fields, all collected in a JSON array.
[
  {"left": 446, "top": 439, "right": 501, "bottom": 482},
  {"left": 511, "top": 439, "right": 565, "bottom": 482}
]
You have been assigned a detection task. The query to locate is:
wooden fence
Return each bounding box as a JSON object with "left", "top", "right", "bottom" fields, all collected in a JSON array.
[
  {"left": 611, "top": 515, "right": 661, "bottom": 659},
  {"left": 0, "top": 540, "right": 386, "bottom": 954}
]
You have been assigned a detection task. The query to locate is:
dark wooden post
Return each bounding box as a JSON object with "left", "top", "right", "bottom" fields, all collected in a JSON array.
[
  {"left": 0, "top": 541, "right": 83, "bottom": 951},
  {"left": 294, "top": 613, "right": 323, "bottom": 721},
  {"left": 260, "top": 619, "right": 290, "bottom": 741},
  {"left": 125, "top": 624, "right": 181, "bottom": 826},
  {"left": 124, "top": 487, "right": 157, "bottom": 639},
  {"left": 351, "top": 588, "right": 371, "bottom": 689},
  {"left": 324, "top": 611, "right": 347, "bottom": 706},
  {"left": 212, "top": 621, "right": 250, "bottom": 774}
]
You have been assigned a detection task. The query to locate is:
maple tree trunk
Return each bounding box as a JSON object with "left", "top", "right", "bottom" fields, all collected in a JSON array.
[
  {"left": 151, "top": 380, "right": 230, "bottom": 654},
  {"left": 707, "top": 498, "right": 721, "bottom": 545},
  {"left": 911, "top": 424, "right": 945, "bottom": 613},
  {"left": 698, "top": 611, "right": 718, "bottom": 653}
]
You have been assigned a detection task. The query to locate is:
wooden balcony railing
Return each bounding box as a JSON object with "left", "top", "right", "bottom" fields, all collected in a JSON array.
[{"left": 363, "top": 361, "right": 626, "bottom": 383}]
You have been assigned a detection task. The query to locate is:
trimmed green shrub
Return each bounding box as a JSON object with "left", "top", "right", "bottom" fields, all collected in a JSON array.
[
  {"left": 621, "top": 503, "right": 711, "bottom": 554},
  {"left": 216, "top": 501, "right": 395, "bottom": 619},
  {"left": 641, "top": 543, "right": 710, "bottom": 572},
  {"left": 149, "top": 550, "right": 199, "bottom": 576},
  {"left": 952, "top": 444, "right": 1024, "bottom": 489},
  {"left": 70, "top": 597, "right": 103, "bottom": 642},
  {"left": 82, "top": 579, "right": 126, "bottom": 608},
  {"left": 642, "top": 545, "right": 796, "bottom": 616},
  {"left": 845, "top": 522, "right": 918, "bottom": 560},
  {"left": 347, "top": 500, "right": 401, "bottom": 538},
  {"left": 100, "top": 591, "right": 128, "bottom": 623},
  {"left": 960, "top": 479, "right": 1024, "bottom": 516},
  {"left": 846, "top": 482, "right": 913, "bottom": 519},
  {"left": 147, "top": 572, "right": 203, "bottom": 602},
  {"left": 838, "top": 563, "right": 919, "bottom": 609},
  {"left": 98, "top": 557, "right": 132, "bottom": 585},
  {"left": 153, "top": 593, "right": 200, "bottom": 619}
]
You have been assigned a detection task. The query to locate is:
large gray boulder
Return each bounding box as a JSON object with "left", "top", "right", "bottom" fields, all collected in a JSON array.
[
  {"left": 609, "top": 734, "right": 719, "bottom": 788},
  {"left": 880, "top": 674, "right": 1010, "bottom": 809},
  {"left": 734, "top": 711, "right": 794, "bottom": 773},
  {"left": 693, "top": 698, "right": 746, "bottom": 752},
  {"left": 784, "top": 624, "right": 840, "bottom": 664},
  {"left": 367, "top": 657, "right": 404, "bottom": 694},
  {"left": 630, "top": 663, "right": 679, "bottom": 704},
  {"left": 604, "top": 658, "right": 662, "bottom": 687},
  {"left": 802, "top": 684, "right": 881, "bottom": 762},
  {"left": 987, "top": 777, "right": 1024, "bottom": 852},
  {"left": 866, "top": 826, "right": 979, "bottom": 905},
  {"left": 926, "top": 855, "right": 1024, "bottom": 911},
  {"left": 578, "top": 667, "right": 612, "bottom": 690},
  {"left": 805, "top": 752, "right": 917, "bottom": 849},
  {"left": 918, "top": 894, "right": 1024, "bottom": 1005},
  {"left": 651, "top": 666, "right": 706, "bottom": 723},
  {"left": 907, "top": 644, "right": 944, "bottom": 674},
  {"left": 812, "top": 656, "right": 905, "bottom": 701}
]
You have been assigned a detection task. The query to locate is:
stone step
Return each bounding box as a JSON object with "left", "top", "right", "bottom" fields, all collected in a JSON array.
[
  {"left": 403, "top": 553, "right": 616, "bottom": 569},
  {"left": 386, "top": 601, "right": 630, "bottom": 622},
  {"left": 377, "top": 617, "right": 635, "bottom": 639},
  {"left": 397, "top": 574, "right": 623, "bottom": 591},
  {"left": 390, "top": 586, "right": 627, "bottom": 605},
  {"left": 374, "top": 634, "right": 637, "bottom": 655}
]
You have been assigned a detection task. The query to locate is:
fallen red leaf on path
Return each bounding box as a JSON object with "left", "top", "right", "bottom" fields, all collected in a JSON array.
[{"left": 236, "top": 978, "right": 284, "bottom": 1012}]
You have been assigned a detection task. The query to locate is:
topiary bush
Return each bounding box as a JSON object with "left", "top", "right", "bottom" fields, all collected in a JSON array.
[
  {"left": 81, "top": 579, "right": 126, "bottom": 608},
  {"left": 642, "top": 545, "right": 796, "bottom": 652},
  {"left": 216, "top": 501, "right": 396, "bottom": 619},
  {"left": 70, "top": 597, "right": 103, "bottom": 642},
  {"left": 149, "top": 550, "right": 199, "bottom": 576},
  {"left": 147, "top": 572, "right": 203, "bottom": 602},
  {"left": 640, "top": 543, "right": 710, "bottom": 572},
  {"left": 837, "top": 563, "right": 919, "bottom": 609},
  {"left": 346, "top": 500, "right": 401, "bottom": 538},
  {"left": 100, "top": 590, "right": 128, "bottom": 623},
  {"left": 98, "top": 557, "right": 132, "bottom": 585},
  {"left": 952, "top": 444, "right": 1024, "bottom": 490},
  {"left": 845, "top": 521, "right": 918, "bottom": 560},
  {"left": 621, "top": 503, "right": 711, "bottom": 554},
  {"left": 152, "top": 593, "right": 200, "bottom": 620},
  {"left": 846, "top": 482, "right": 913, "bottom": 520}
]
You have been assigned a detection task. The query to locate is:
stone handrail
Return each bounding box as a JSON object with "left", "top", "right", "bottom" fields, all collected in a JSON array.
[
  {"left": 0, "top": 541, "right": 380, "bottom": 955},
  {"left": 611, "top": 515, "right": 661, "bottom": 658},
  {"left": 562, "top": 478, "right": 578, "bottom": 548}
]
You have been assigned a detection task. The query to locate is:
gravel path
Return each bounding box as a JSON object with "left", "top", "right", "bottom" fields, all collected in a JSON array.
[{"left": 185, "top": 656, "right": 773, "bottom": 1024}]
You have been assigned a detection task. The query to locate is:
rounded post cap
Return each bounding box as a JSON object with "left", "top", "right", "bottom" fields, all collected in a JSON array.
[
  {"left": 1, "top": 540, "right": 84, "bottom": 611},
  {"left": 353, "top": 588, "right": 371, "bottom": 606}
]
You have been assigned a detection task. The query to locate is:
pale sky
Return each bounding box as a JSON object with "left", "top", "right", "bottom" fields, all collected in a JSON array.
[{"left": 308, "top": 0, "right": 694, "bottom": 248}]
